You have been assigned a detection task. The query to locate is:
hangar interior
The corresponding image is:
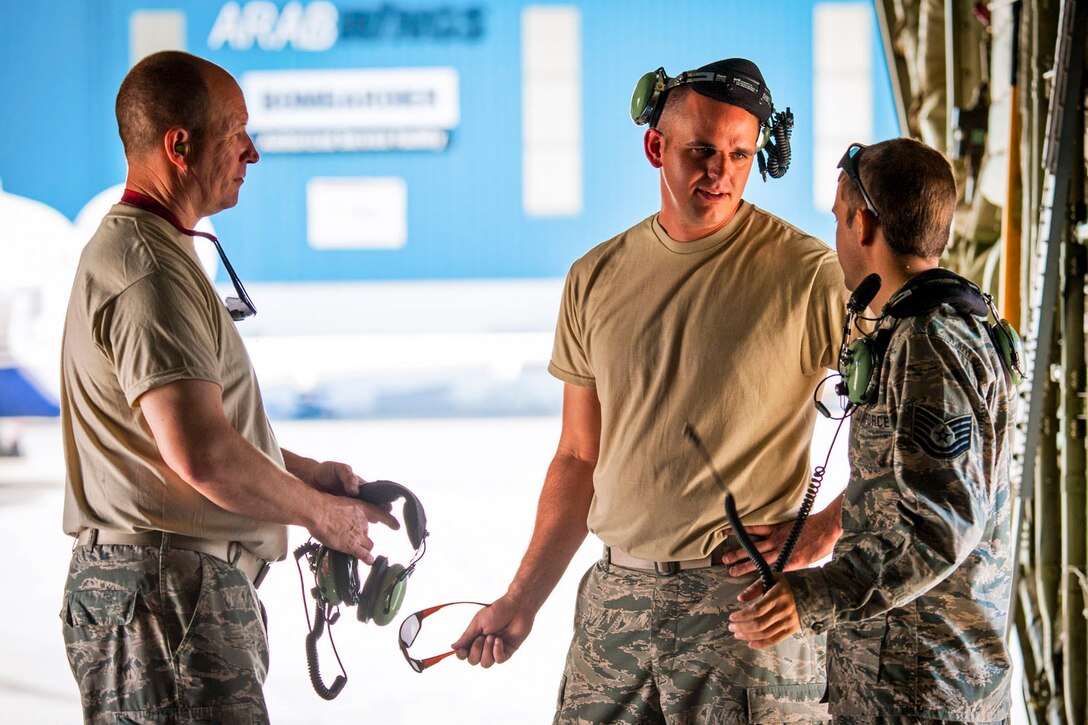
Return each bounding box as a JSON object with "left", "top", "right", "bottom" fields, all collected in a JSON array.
[{"left": 887, "top": 1, "right": 1088, "bottom": 721}]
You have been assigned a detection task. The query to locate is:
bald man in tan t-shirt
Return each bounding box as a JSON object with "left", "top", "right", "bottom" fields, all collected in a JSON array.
[
  {"left": 454, "top": 58, "right": 850, "bottom": 723},
  {"left": 59, "top": 51, "right": 397, "bottom": 723}
]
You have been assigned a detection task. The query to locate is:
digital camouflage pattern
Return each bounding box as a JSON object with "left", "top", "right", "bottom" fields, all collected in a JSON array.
[
  {"left": 555, "top": 560, "right": 829, "bottom": 724},
  {"left": 787, "top": 304, "right": 1013, "bottom": 722},
  {"left": 61, "top": 545, "right": 269, "bottom": 724}
]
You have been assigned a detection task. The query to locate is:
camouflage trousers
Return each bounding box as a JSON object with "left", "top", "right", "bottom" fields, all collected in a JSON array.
[
  {"left": 60, "top": 544, "right": 270, "bottom": 724},
  {"left": 554, "top": 559, "right": 829, "bottom": 725},
  {"left": 835, "top": 714, "right": 1005, "bottom": 718}
]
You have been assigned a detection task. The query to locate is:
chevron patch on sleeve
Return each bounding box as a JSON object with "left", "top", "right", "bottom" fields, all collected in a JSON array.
[{"left": 911, "top": 404, "right": 973, "bottom": 459}]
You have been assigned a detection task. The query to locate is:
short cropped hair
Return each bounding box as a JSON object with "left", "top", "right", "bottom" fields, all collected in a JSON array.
[
  {"left": 842, "top": 137, "right": 957, "bottom": 259},
  {"left": 654, "top": 85, "right": 696, "bottom": 132},
  {"left": 115, "top": 51, "right": 212, "bottom": 158}
]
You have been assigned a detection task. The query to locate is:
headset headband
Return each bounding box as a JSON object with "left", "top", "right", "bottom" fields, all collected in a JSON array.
[
  {"left": 672, "top": 69, "right": 773, "bottom": 124},
  {"left": 357, "top": 480, "right": 428, "bottom": 550},
  {"left": 882, "top": 268, "right": 988, "bottom": 319}
]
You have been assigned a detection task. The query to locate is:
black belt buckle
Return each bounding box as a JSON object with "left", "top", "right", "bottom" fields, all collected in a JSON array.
[{"left": 654, "top": 560, "right": 679, "bottom": 576}]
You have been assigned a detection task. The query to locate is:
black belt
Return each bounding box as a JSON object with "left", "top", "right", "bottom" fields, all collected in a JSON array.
[{"left": 75, "top": 528, "right": 271, "bottom": 589}]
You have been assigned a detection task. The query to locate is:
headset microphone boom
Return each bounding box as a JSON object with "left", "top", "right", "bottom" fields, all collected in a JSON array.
[{"left": 683, "top": 424, "right": 776, "bottom": 593}]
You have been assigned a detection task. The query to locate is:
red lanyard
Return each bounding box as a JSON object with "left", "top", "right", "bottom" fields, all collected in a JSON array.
[{"left": 119, "top": 190, "right": 257, "bottom": 320}]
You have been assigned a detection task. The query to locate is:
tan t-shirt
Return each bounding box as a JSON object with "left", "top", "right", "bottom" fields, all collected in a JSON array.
[
  {"left": 549, "top": 203, "right": 849, "bottom": 561},
  {"left": 60, "top": 203, "right": 288, "bottom": 562}
]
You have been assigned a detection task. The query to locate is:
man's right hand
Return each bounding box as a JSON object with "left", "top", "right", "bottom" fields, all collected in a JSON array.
[
  {"left": 308, "top": 495, "right": 400, "bottom": 564},
  {"left": 451, "top": 594, "right": 536, "bottom": 668}
]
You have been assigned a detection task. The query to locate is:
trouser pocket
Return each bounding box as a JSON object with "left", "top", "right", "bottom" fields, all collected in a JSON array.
[{"left": 747, "top": 682, "right": 830, "bottom": 724}]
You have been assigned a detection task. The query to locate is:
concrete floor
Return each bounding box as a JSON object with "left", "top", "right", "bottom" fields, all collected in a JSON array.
[{"left": 0, "top": 416, "right": 1027, "bottom": 723}]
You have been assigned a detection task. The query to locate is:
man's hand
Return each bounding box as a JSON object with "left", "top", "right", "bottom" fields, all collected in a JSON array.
[
  {"left": 451, "top": 594, "right": 536, "bottom": 668},
  {"left": 307, "top": 492, "right": 401, "bottom": 564},
  {"left": 721, "top": 495, "right": 843, "bottom": 576},
  {"left": 728, "top": 573, "right": 801, "bottom": 649},
  {"left": 289, "top": 457, "right": 400, "bottom": 547},
  {"left": 307, "top": 460, "right": 364, "bottom": 496}
]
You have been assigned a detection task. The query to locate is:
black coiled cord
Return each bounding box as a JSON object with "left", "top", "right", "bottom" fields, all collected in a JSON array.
[
  {"left": 772, "top": 466, "right": 824, "bottom": 572},
  {"left": 295, "top": 541, "right": 348, "bottom": 700},
  {"left": 771, "top": 412, "right": 847, "bottom": 572},
  {"left": 765, "top": 108, "right": 793, "bottom": 179},
  {"left": 306, "top": 602, "right": 347, "bottom": 700}
]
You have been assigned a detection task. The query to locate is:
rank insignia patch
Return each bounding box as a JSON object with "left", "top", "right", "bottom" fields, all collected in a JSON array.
[{"left": 911, "top": 404, "right": 972, "bottom": 459}]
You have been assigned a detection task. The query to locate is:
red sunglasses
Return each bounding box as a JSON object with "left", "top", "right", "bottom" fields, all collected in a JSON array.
[{"left": 398, "top": 601, "right": 488, "bottom": 673}]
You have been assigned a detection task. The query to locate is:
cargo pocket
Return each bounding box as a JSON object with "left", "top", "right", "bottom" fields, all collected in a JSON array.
[
  {"left": 747, "top": 682, "right": 829, "bottom": 724},
  {"left": 550, "top": 674, "right": 568, "bottom": 725},
  {"left": 62, "top": 588, "right": 138, "bottom": 627}
]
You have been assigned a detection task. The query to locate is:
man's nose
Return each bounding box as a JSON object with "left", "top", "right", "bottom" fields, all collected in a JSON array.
[
  {"left": 244, "top": 133, "right": 260, "bottom": 164},
  {"left": 705, "top": 153, "right": 724, "bottom": 179}
]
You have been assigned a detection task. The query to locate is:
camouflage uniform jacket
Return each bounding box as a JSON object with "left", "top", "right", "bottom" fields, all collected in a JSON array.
[{"left": 787, "top": 302, "right": 1013, "bottom": 721}]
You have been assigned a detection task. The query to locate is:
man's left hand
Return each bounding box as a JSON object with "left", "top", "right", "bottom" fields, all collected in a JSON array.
[
  {"left": 728, "top": 573, "right": 801, "bottom": 649},
  {"left": 307, "top": 460, "right": 365, "bottom": 496},
  {"left": 720, "top": 494, "right": 843, "bottom": 576}
]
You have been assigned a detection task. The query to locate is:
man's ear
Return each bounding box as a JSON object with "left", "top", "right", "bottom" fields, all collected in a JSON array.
[
  {"left": 853, "top": 207, "right": 878, "bottom": 248},
  {"left": 644, "top": 127, "right": 664, "bottom": 168},
  {"left": 165, "top": 128, "right": 189, "bottom": 168}
]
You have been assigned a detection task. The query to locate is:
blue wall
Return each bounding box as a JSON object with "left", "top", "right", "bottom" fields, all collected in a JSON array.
[{"left": 0, "top": 0, "right": 897, "bottom": 282}]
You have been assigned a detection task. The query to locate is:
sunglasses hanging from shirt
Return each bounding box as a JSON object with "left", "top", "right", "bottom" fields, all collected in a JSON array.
[
  {"left": 293, "top": 480, "right": 429, "bottom": 700},
  {"left": 119, "top": 189, "right": 257, "bottom": 321}
]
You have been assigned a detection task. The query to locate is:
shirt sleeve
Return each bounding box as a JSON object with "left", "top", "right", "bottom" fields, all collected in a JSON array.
[
  {"left": 787, "top": 328, "right": 993, "bottom": 633},
  {"left": 548, "top": 263, "right": 596, "bottom": 387},
  {"left": 97, "top": 271, "right": 222, "bottom": 406},
  {"left": 800, "top": 251, "right": 851, "bottom": 375}
]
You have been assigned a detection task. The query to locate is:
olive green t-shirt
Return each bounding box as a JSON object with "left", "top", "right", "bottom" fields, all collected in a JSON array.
[
  {"left": 60, "top": 203, "right": 287, "bottom": 562},
  {"left": 549, "top": 203, "right": 849, "bottom": 561}
]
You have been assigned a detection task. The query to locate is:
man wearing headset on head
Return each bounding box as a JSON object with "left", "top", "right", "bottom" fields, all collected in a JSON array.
[
  {"left": 729, "top": 138, "right": 1015, "bottom": 724},
  {"left": 454, "top": 58, "right": 850, "bottom": 722},
  {"left": 58, "top": 51, "right": 399, "bottom": 723}
]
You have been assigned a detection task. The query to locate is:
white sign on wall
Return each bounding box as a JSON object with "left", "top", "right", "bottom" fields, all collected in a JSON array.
[
  {"left": 306, "top": 177, "right": 408, "bottom": 249},
  {"left": 242, "top": 67, "right": 460, "bottom": 152}
]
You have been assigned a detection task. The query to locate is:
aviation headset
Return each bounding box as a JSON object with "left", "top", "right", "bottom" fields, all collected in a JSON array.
[
  {"left": 629, "top": 59, "right": 795, "bottom": 181},
  {"left": 313, "top": 480, "right": 427, "bottom": 623},
  {"left": 837, "top": 269, "right": 1024, "bottom": 408},
  {"left": 295, "top": 480, "right": 428, "bottom": 699}
]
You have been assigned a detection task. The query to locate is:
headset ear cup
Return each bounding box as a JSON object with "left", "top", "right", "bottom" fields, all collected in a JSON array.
[
  {"left": 630, "top": 70, "right": 661, "bottom": 125},
  {"left": 371, "top": 563, "right": 408, "bottom": 627},
  {"left": 842, "top": 338, "right": 876, "bottom": 405},
  {"left": 333, "top": 550, "right": 359, "bottom": 605},
  {"left": 989, "top": 320, "right": 1024, "bottom": 385},
  {"left": 756, "top": 124, "right": 772, "bottom": 152},
  {"left": 316, "top": 548, "right": 356, "bottom": 606},
  {"left": 357, "top": 555, "right": 388, "bottom": 623}
]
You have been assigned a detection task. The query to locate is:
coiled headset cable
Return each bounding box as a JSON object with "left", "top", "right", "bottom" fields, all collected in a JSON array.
[
  {"left": 295, "top": 541, "right": 349, "bottom": 700},
  {"left": 757, "top": 108, "right": 794, "bottom": 182},
  {"left": 685, "top": 400, "right": 848, "bottom": 593}
]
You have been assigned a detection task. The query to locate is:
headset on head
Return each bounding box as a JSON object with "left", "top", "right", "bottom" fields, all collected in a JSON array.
[
  {"left": 295, "top": 480, "right": 428, "bottom": 699},
  {"left": 837, "top": 270, "right": 1024, "bottom": 408},
  {"left": 629, "top": 66, "right": 794, "bottom": 181}
]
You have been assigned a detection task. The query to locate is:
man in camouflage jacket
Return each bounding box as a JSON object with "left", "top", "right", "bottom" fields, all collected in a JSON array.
[{"left": 729, "top": 137, "right": 1015, "bottom": 724}]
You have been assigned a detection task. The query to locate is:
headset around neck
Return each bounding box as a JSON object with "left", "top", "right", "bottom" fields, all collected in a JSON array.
[{"left": 836, "top": 270, "right": 1023, "bottom": 408}]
